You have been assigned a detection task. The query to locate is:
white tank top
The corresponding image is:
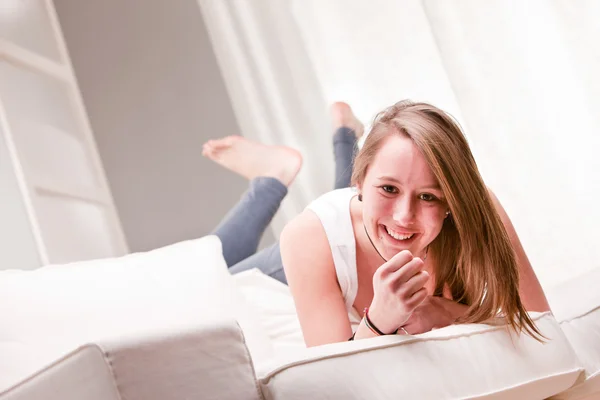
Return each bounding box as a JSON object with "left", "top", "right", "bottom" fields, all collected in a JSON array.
[{"left": 306, "top": 188, "right": 363, "bottom": 332}]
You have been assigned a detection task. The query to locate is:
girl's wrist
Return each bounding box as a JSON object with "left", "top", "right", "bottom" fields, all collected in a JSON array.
[
  {"left": 362, "top": 306, "right": 399, "bottom": 335},
  {"left": 351, "top": 317, "right": 380, "bottom": 341}
]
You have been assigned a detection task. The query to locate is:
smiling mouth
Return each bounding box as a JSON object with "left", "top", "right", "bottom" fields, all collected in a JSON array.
[{"left": 382, "top": 225, "right": 418, "bottom": 241}]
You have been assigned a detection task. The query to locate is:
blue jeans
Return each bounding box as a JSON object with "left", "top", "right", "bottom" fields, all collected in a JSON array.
[{"left": 211, "top": 127, "right": 357, "bottom": 284}]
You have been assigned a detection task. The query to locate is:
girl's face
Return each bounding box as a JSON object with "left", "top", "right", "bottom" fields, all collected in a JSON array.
[{"left": 358, "top": 134, "right": 449, "bottom": 261}]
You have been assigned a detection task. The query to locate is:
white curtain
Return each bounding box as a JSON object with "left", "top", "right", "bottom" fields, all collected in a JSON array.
[
  {"left": 423, "top": 0, "right": 600, "bottom": 290},
  {"left": 200, "top": 0, "right": 600, "bottom": 289}
]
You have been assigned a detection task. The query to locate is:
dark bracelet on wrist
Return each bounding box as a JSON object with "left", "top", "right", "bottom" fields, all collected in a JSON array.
[{"left": 363, "top": 307, "right": 396, "bottom": 336}]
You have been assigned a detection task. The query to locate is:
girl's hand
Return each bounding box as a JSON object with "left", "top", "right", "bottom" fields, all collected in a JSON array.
[
  {"left": 367, "top": 250, "right": 430, "bottom": 334},
  {"left": 401, "top": 296, "right": 469, "bottom": 335}
]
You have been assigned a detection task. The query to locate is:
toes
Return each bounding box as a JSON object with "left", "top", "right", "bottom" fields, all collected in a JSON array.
[
  {"left": 211, "top": 137, "right": 235, "bottom": 150},
  {"left": 202, "top": 147, "right": 213, "bottom": 158},
  {"left": 202, "top": 141, "right": 222, "bottom": 158}
]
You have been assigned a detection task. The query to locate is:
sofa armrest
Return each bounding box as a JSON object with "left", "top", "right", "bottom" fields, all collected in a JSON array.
[
  {"left": 96, "top": 318, "right": 263, "bottom": 400},
  {"left": 0, "top": 344, "right": 120, "bottom": 400},
  {"left": 2, "top": 318, "right": 262, "bottom": 400}
]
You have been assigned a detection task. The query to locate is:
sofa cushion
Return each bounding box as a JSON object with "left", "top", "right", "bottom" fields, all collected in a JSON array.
[
  {"left": 98, "top": 320, "right": 262, "bottom": 400},
  {"left": 0, "top": 235, "right": 273, "bottom": 392},
  {"left": 257, "top": 312, "right": 583, "bottom": 400},
  {"left": 547, "top": 267, "right": 600, "bottom": 400},
  {"left": 1, "top": 320, "right": 262, "bottom": 400},
  {"left": 0, "top": 343, "right": 120, "bottom": 400},
  {"left": 233, "top": 268, "right": 305, "bottom": 354}
]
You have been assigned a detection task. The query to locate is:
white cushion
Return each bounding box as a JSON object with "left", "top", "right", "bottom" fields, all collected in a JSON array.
[
  {"left": 0, "top": 343, "right": 120, "bottom": 400},
  {"left": 233, "top": 268, "right": 305, "bottom": 355},
  {"left": 98, "top": 320, "right": 262, "bottom": 400},
  {"left": 0, "top": 235, "right": 273, "bottom": 392},
  {"left": 547, "top": 267, "right": 600, "bottom": 400},
  {"left": 1, "top": 320, "right": 262, "bottom": 400},
  {"left": 258, "top": 312, "right": 583, "bottom": 400}
]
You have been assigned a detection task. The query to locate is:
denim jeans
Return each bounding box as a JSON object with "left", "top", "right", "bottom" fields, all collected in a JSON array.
[{"left": 211, "top": 127, "right": 357, "bottom": 284}]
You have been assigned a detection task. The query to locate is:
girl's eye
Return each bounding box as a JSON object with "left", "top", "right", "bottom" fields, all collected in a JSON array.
[
  {"left": 419, "top": 193, "right": 437, "bottom": 202},
  {"left": 381, "top": 185, "right": 398, "bottom": 194}
]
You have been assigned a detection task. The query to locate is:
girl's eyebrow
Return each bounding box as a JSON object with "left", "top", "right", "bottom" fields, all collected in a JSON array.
[{"left": 376, "top": 176, "right": 441, "bottom": 190}]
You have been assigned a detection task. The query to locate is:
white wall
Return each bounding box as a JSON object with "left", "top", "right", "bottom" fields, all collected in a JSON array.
[{"left": 53, "top": 0, "right": 274, "bottom": 252}]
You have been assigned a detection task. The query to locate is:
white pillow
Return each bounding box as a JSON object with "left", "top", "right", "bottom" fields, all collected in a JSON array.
[
  {"left": 0, "top": 235, "right": 273, "bottom": 392},
  {"left": 258, "top": 312, "right": 583, "bottom": 400},
  {"left": 546, "top": 267, "right": 600, "bottom": 400},
  {"left": 233, "top": 268, "right": 305, "bottom": 356}
]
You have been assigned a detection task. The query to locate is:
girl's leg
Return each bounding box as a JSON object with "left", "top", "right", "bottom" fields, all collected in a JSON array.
[
  {"left": 205, "top": 103, "right": 362, "bottom": 284},
  {"left": 229, "top": 242, "right": 286, "bottom": 284},
  {"left": 227, "top": 102, "right": 365, "bottom": 285},
  {"left": 212, "top": 177, "right": 286, "bottom": 267},
  {"left": 333, "top": 127, "right": 358, "bottom": 189},
  {"left": 330, "top": 102, "right": 364, "bottom": 189},
  {"left": 203, "top": 135, "right": 302, "bottom": 268}
]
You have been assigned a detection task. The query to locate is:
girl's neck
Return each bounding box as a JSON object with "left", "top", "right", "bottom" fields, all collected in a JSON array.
[{"left": 350, "top": 195, "right": 382, "bottom": 270}]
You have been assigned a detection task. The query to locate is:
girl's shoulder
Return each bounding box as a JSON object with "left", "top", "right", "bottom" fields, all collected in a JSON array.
[
  {"left": 280, "top": 209, "right": 335, "bottom": 269},
  {"left": 307, "top": 187, "right": 357, "bottom": 206}
]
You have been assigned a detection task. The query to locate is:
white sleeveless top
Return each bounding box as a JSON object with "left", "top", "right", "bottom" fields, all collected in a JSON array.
[{"left": 306, "top": 188, "right": 363, "bottom": 332}]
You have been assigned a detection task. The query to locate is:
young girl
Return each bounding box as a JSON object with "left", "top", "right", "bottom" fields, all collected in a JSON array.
[{"left": 204, "top": 100, "right": 550, "bottom": 347}]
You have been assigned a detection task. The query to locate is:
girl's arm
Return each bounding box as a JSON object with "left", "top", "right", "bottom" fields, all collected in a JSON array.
[{"left": 280, "top": 210, "right": 355, "bottom": 346}]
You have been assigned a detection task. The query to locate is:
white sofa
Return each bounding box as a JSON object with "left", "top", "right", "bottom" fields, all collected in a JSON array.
[{"left": 1, "top": 236, "right": 598, "bottom": 400}]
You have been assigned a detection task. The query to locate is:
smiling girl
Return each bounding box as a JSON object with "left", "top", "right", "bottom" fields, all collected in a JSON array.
[
  {"left": 280, "top": 100, "right": 550, "bottom": 346},
  {"left": 203, "top": 100, "right": 550, "bottom": 347}
]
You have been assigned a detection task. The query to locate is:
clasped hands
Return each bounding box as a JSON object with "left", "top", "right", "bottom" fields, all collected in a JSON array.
[{"left": 368, "top": 250, "right": 468, "bottom": 336}]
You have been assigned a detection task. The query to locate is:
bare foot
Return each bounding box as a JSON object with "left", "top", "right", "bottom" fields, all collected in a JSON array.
[
  {"left": 330, "top": 102, "right": 364, "bottom": 139},
  {"left": 202, "top": 136, "right": 302, "bottom": 187}
]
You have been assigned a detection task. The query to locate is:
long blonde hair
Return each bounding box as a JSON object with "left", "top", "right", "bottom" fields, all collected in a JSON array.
[{"left": 351, "top": 100, "right": 542, "bottom": 340}]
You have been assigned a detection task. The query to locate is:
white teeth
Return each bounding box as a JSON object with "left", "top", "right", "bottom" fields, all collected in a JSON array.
[{"left": 385, "top": 227, "right": 414, "bottom": 241}]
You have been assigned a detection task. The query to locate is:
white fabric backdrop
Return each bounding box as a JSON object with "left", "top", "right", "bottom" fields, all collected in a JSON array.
[{"left": 200, "top": 0, "right": 600, "bottom": 290}]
